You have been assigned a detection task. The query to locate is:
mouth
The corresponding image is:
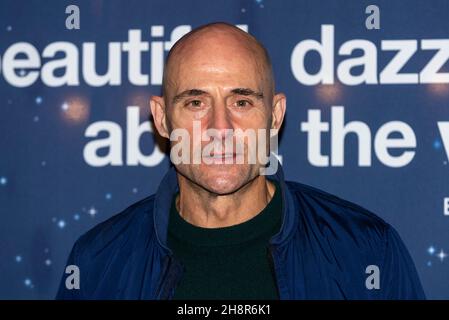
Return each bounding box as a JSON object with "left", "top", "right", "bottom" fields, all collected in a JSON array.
[
  {"left": 204, "top": 153, "right": 242, "bottom": 164},
  {"left": 207, "top": 153, "right": 236, "bottom": 158}
]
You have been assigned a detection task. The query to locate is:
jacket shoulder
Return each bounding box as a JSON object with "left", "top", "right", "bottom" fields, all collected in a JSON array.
[
  {"left": 56, "top": 195, "right": 158, "bottom": 299},
  {"left": 285, "top": 180, "right": 390, "bottom": 251},
  {"left": 286, "top": 180, "right": 388, "bottom": 229},
  {"left": 284, "top": 180, "right": 425, "bottom": 299},
  {"left": 74, "top": 194, "right": 156, "bottom": 258}
]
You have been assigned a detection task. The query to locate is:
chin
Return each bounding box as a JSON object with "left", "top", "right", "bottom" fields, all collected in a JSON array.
[
  {"left": 175, "top": 163, "right": 260, "bottom": 195},
  {"left": 197, "top": 164, "right": 255, "bottom": 195},
  {"left": 203, "top": 178, "right": 242, "bottom": 195}
]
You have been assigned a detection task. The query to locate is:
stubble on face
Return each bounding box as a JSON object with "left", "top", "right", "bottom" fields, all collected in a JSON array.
[{"left": 163, "top": 23, "right": 275, "bottom": 196}]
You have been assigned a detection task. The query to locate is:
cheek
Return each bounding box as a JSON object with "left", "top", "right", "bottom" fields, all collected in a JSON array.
[
  {"left": 230, "top": 108, "right": 271, "bottom": 130},
  {"left": 169, "top": 106, "right": 212, "bottom": 129},
  {"left": 193, "top": 108, "right": 210, "bottom": 120}
]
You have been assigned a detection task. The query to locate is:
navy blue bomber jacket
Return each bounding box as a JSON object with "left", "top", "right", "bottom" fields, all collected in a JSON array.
[{"left": 56, "top": 164, "right": 425, "bottom": 299}]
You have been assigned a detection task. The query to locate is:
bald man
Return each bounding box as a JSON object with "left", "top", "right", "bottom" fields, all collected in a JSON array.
[{"left": 57, "top": 23, "right": 425, "bottom": 300}]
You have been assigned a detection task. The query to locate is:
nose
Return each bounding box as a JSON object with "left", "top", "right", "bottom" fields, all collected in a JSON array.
[{"left": 207, "top": 100, "right": 234, "bottom": 138}]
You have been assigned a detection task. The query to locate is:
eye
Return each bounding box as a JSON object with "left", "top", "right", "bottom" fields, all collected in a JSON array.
[
  {"left": 235, "top": 100, "right": 251, "bottom": 108},
  {"left": 187, "top": 100, "right": 202, "bottom": 107}
]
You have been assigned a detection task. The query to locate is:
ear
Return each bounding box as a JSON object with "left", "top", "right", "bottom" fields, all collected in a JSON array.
[
  {"left": 150, "top": 95, "right": 170, "bottom": 139},
  {"left": 271, "top": 93, "right": 286, "bottom": 131}
]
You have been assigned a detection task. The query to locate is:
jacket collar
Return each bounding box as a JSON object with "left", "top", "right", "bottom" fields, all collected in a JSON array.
[{"left": 152, "top": 160, "right": 299, "bottom": 254}]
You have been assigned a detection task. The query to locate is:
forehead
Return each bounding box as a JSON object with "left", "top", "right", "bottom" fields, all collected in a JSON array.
[{"left": 166, "top": 34, "right": 267, "bottom": 94}]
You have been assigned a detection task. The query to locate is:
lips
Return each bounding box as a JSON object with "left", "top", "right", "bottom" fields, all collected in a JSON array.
[
  {"left": 203, "top": 153, "right": 243, "bottom": 164},
  {"left": 206, "top": 153, "right": 236, "bottom": 158}
]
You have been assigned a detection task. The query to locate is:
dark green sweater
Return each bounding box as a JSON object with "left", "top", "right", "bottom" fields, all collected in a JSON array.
[{"left": 167, "top": 180, "right": 282, "bottom": 300}]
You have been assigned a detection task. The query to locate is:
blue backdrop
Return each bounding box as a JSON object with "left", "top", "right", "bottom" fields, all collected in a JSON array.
[{"left": 0, "top": 0, "right": 448, "bottom": 299}]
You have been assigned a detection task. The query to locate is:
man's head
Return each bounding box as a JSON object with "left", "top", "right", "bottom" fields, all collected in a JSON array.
[{"left": 150, "top": 22, "right": 286, "bottom": 195}]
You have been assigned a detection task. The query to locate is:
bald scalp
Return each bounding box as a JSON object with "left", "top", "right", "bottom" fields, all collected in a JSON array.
[{"left": 162, "top": 22, "right": 274, "bottom": 100}]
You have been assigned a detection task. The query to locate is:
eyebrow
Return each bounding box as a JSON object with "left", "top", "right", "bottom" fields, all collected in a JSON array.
[
  {"left": 172, "top": 88, "right": 264, "bottom": 104},
  {"left": 231, "top": 88, "right": 264, "bottom": 99},
  {"left": 172, "top": 89, "right": 208, "bottom": 104}
]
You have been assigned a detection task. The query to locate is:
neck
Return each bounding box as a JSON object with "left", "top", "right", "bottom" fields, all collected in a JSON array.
[{"left": 176, "top": 174, "right": 275, "bottom": 228}]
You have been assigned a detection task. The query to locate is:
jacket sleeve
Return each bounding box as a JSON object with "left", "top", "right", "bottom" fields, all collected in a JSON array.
[
  {"left": 380, "top": 225, "right": 426, "bottom": 299},
  {"left": 55, "top": 240, "right": 84, "bottom": 300}
]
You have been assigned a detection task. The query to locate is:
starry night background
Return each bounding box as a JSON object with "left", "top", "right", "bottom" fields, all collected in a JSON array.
[{"left": 0, "top": 0, "right": 448, "bottom": 299}]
